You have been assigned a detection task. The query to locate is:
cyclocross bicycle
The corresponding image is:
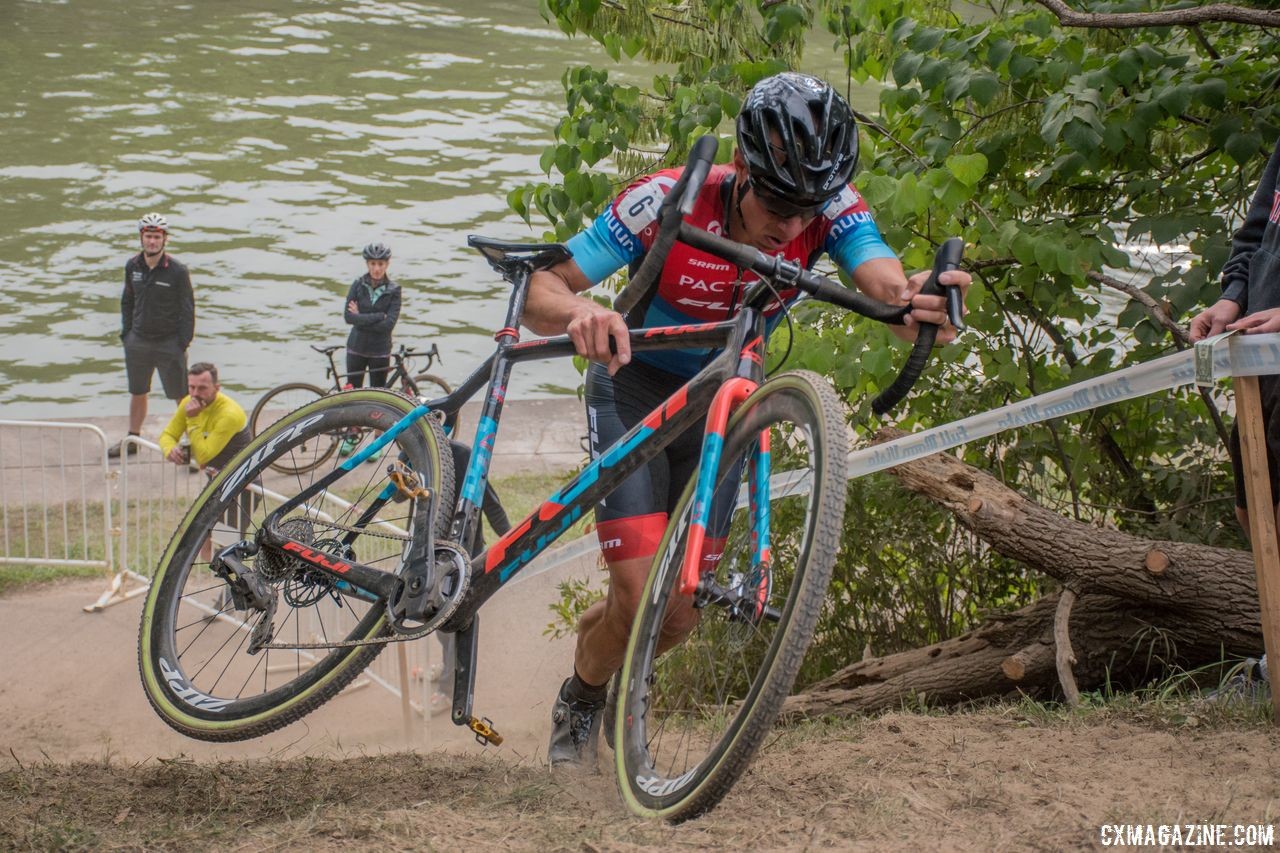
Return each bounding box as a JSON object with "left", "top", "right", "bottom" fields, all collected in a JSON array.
[
  {"left": 250, "top": 342, "right": 455, "bottom": 475},
  {"left": 138, "top": 136, "right": 963, "bottom": 822}
]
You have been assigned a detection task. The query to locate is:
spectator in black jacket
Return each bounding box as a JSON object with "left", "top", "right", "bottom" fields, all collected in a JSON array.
[
  {"left": 109, "top": 212, "right": 196, "bottom": 458},
  {"left": 1189, "top": 136, "right": 1280, "bottom": 688},
  {"left": 343, "top": 242, "right": 402, "bottom": 389},
  {"left": 1190, "top": 136, "right": 1280, "bottom": 530}
]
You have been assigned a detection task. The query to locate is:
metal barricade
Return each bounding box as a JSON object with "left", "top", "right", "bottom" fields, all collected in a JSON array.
[{"left": 0, "top": 419, "right": 114, "bottom": 576}]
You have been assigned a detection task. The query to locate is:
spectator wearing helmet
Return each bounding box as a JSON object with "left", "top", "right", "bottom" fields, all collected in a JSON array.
[
  {"left": 109, "top": 212, "right": 196, "bottom": 458},
  {"left": 342, "top": 242, "right": 402, "bottom": 391},
  {"left": 520, "top": 72, "right": 973, "bottom": 769}
]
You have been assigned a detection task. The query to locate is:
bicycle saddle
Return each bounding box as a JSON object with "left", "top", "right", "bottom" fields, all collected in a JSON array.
[
  {"left": 467, "top": 236, "right": 572, "bottom": 281},
  {"left": 311, "top": 344, "right": 342, "bottom": 356}
]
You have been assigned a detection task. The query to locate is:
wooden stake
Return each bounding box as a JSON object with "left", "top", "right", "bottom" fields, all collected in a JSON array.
[
  {"left": 1232, "top": 375, "right": 1280, "bottom": 717},
  {"left": 397, "top": 642, "right": 414, "bottom": 743}
]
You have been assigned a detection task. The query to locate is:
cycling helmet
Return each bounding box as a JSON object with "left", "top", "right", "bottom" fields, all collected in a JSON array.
[
  {"left": 736, "top": 72, "right": 858, "bottom": 207},
  {"left": 362, "top": 242, "right": 392, "bottom": 260},
  {"left": 138, "top": 212, "right": 169, "bottom": 232}
]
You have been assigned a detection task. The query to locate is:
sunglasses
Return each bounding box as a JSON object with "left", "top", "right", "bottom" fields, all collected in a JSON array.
[{"left": 748, "top": 179, "right": 831, "bottom": 220}]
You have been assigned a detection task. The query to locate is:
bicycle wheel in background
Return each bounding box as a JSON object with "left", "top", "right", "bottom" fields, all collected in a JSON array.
[
  {"left": 249, "top": 383, "right": 336, "bottom": 474},
  {"left": 615, "top": 370, "right": 849, "bottom": 821},
  {"left": 410, "top": 372, "right": 459, "bottom": 434},
  {"left": 138, "top": 390, "right": 453, "bottom": 742}
]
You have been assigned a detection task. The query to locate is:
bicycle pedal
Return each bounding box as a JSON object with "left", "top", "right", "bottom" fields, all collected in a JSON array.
[{"left": 466, "top": 715, "right": 503, "bottom": 746}]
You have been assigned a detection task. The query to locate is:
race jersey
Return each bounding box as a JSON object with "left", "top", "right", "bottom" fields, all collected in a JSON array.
[{"left": 566, "top": 164, "right": 897, "bottom": 376}]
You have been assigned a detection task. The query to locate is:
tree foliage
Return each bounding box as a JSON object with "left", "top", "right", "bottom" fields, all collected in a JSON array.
[{"left": 525, "top": 0, "right": 1280, "bottom": 657}]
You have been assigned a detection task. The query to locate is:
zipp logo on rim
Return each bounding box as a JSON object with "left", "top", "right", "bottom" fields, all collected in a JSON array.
[
  {"left": 159, "top": 657, "right": 232, "bottom": 712},
  {"left": 220, "top": 413, "right": 326, "bottom": 502},
  {"left": 636, "top": 766, "right": 699, "bottom": 798}
]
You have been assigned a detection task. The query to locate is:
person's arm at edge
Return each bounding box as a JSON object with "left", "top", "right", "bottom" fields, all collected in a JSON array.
[
  {"left": 158, "top": 402, "right": 188, "bottom": 459},
  {"left": 178, "top": 265, "right": 195, "bottom": 349},
  {"left": 121, "top": 265, "right": 133, "bottom": 340},
  {"left": 1190, "top": 139, "right": 1280, "bottom": 340}
]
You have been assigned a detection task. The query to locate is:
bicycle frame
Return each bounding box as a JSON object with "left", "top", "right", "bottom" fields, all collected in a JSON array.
[
  {"left": 247, "top": 259, "right": 784, "bottom": 735},
  {"left": 318, "top": 344, "right": 440, "bottom": 392}
]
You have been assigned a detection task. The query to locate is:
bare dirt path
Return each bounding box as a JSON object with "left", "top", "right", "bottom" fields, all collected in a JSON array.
[{"left": 4, "top": 706, "right": 1278, "bottom": 850}]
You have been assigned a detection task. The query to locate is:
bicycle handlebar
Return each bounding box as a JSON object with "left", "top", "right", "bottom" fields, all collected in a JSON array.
[{"left": 619, "top": 133, "right": 965, "bottom": 416}]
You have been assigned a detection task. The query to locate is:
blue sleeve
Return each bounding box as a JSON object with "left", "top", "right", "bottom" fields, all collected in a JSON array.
[
  {"left": 825, "top": 211, "right": 898, "bottom": 273},
  {"left": 566, "top": 207, "right": 646, "bottom": 285}
]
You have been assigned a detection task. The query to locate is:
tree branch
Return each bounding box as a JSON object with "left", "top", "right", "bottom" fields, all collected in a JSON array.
[{"left": 1032, "top": 0, "right": 1280, "bottom": 28}]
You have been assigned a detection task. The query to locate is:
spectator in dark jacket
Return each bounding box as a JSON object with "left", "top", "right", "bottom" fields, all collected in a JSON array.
[
  {"left": 109, "top": 212, "right": 196, "bottom": 459},
  {"left": 1189, "top": 135, "right": 1280, "bottom": 688},
  {"left": 343, "top": 242, "right": 402, "bottom": 389},
  {"left": 1190, "top": 136, "right": 1280, "bottom": 529}
]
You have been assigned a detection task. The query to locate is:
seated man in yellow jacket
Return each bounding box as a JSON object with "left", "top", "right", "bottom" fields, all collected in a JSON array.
[
  {"left": 159, "top": 362, "right": 253, "bottom": 568},
  {"left": 158, "top": 361, "right": 250, "bottom": 474}
]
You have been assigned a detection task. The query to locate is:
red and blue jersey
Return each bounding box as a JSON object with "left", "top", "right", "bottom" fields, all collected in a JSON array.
[{"left": 566, "top": 164, "right": 897, "bottom": 376}]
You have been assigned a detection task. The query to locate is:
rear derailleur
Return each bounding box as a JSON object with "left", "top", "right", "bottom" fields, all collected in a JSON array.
[{"left": 209, "top": 540, "right": 278, "bottom": 654}]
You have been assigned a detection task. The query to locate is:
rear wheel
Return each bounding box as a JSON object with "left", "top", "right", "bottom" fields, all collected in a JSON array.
[
  {"left": 250, "top": 383, "right": 335, "bottom": 474},
  {"left": 615, "top": 371, "right": 848, "bottom": 821},
  {"left": 409, "top": 372, "right": 459, "bottom": 434},
  {"left": 138, "top": 390, "right": 453, "bottom": 741}
]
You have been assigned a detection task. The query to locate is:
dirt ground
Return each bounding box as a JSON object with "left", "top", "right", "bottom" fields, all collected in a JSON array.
[{"left": 3, "top": 581, "right": 1280, "bottom": 850}]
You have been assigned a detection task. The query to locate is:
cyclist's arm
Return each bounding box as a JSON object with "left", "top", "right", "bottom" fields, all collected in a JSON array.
[
  {"left": 177, "top": 266, "right": 194, "bottom": 349},
  {"left": 121, "top": 269, "right": 133, "bottom": 340},
  {"left": 158, "top": 404, "right": 187, "bottom": 459},
  {"left": 826, "top": 196, "right": 969, "bottom": 345},
  {"left": 378, "top": 287, "right": 401, "bottom": 334},
  {"left": 525, "top": 258, "right": 631, "bottom": 375}
]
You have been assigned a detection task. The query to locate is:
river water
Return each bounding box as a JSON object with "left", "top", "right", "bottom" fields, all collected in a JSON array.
[{"left": 0, "top": 0, "right": 637, "bottom": 418}]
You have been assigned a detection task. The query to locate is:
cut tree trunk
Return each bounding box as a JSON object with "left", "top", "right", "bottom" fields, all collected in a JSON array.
[{"left": 785, "top": 428, "right": 1263, "bottom": 717}]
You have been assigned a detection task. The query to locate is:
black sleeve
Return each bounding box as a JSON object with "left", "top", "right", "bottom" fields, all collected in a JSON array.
[
  {"left": 121, "top": 264, "right": 134, "bottom": 340},
  {"left": 343, "top": 280, "right": 362, "bottom": 326},
  {"left": 378, "top": 286, "right": 401, "bottom": 335},
  {"left": 1221, "top": 138, "right": 1280, "bottom": 310},
  {"left": 177, "top": 264, "right": 195, "bottom": 348}
]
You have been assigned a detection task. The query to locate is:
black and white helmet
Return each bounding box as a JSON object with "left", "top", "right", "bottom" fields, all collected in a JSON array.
[
  {"left": 736, "top": 73, "right": 858, "bottom": 208},
  {"left": 138, "top": 212, "right": 169, "bottom": 232},
  {"left": 362, "top": 242, "right": 392, "bottom": 260}
]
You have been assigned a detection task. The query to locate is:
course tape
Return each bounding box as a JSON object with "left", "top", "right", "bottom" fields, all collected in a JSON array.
[
  {"left": 849, "top": 332, "right": 1279, "bottom": 479},
  {"left": 511, "top": 333, "right": 1280, "bottom": 585}
]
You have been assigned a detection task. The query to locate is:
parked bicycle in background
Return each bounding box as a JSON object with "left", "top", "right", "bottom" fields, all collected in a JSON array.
[{"left": 250, "top": 342, "right": 454, "bottom": 474}]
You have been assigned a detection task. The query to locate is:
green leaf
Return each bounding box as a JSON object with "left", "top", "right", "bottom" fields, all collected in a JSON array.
[
  {"left": 1156, "top": 83, "right": 1192, "bottom": 117},
  {"left": 1062, "top": 118, "right": 1102, "bottom": 154},
  {"left": 986, "top": 38, "right": 1013, "bottom": 71},
  {"left": 968, "top": 73, "right": 1000, "bottom": 106},
  {"left": 1008, "top": 53, "right": 1037, "bottom": 80},
  {"left": 1225, "top": 131, "right": 1264, "bottom": 165},
  {"left": 945, "top": 153, "right": 989, "bottom": 187},
  {"left": 917, "top": 58, "right": 946, "bottom": 90},
  {"left": 892, "top": 51, "right": 923, "bottom": 86}
]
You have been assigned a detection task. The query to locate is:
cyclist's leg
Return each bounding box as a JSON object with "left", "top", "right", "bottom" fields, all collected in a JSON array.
[
  {"left": 345, "top": 351, "right": 368, "bottom": 389},
  {"left": 367, "top": 355, "right": 391, "bottom": 389},
  {"left": 549, "top": 361, "right": 689, "bottom": 767}
]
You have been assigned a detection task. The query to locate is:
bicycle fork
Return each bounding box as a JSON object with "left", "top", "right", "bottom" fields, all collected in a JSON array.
[{"left": 680, "top": 376, "right": 771, "bottom": 604}]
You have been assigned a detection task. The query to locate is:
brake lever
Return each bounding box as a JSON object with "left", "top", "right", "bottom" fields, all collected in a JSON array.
[{"left": 922, "top": 237, "right": 965, "bottom": 331}]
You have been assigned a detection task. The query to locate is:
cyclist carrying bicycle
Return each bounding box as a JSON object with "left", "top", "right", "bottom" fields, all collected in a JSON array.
[{"left": 520, "top": 72, "right": 973, "bottom": 768}]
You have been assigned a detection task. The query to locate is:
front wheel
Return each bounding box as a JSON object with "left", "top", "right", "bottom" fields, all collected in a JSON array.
[
  {"left": 615, "top": 370, "right": 849, "bottom": 821},
  {"left": 138, "top": 390, "right": 454, "bottom": 742},
  {"left": 250, "top": 383, "right": 335, "bottom": 474}
]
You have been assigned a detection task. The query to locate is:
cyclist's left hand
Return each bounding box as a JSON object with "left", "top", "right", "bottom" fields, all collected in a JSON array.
[{"left": 901, "top": 268, "right": 971, "bottom": 345}]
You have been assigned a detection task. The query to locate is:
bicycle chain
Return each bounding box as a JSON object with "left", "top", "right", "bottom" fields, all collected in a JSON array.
[{"left": 257, "top": 537, "right": 467, "bottom": 651}]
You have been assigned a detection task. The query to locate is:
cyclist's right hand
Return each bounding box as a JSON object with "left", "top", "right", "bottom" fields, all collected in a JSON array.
[
  {"left": 566, "top": 300, "right": 631, "bottom": 376},
  {"left": 1189, "top": 298, "right": 1242, "bottom": 342}
]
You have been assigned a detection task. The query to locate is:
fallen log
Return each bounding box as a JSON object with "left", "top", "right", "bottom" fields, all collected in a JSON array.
[{"left": 785, "top": 428, "right": 1263, "bottom": 716}]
